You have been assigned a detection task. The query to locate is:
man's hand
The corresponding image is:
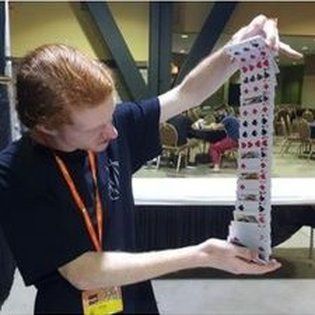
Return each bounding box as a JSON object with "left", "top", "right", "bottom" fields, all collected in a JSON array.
[
  {"left": 229, "top": 15, "right": 303, "bottom": 60},
  {"left": 195, "top": 238, "right": 281, "bottom": 275},
  {"left": 192, "top": 118, "right": 206, "bottom": 130}
]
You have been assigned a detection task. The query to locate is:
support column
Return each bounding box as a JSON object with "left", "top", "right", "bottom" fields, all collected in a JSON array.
[
  {"left": 0, "top": 2, "right": 11, "bottom": 150},
  {"left": 302, "top": 55, "right": 315, "bottom": 109},
  {"left": 148, "top": 2, "right": 173, "bottom": 96}
]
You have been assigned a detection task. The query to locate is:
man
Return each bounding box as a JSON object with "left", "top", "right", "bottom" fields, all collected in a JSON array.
[
  {"left": 208, "top": 104, "right": 240, "bottom": 172},
  {"left": 0, "top": 15, "right": 301, "bottom": 314},
  {"left": 168, "top": 114, "right": 194, "bottom": 146}
]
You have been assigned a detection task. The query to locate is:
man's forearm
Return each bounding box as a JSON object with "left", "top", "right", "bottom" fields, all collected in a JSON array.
[
  {"left": 179, "top": 48, "right": 237, "bottom": 111},
  {"left": 159, "top": 47, "right": 238, "bottom": 122},
  {"left": 60, "top": 245, "right": 200, "bottom": 290}
]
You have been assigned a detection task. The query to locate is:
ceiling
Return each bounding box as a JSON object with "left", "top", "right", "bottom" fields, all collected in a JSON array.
[
  {"left": 172, "top": 33, "right": 315, "bottom": 66},
  {"left": 172, "top": 2, "right": 315, "bottom": 66}
]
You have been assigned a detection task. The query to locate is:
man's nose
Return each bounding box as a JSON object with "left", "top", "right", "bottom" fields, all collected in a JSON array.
[{"left": 102, "top": 123, "right": 118, "bottom": 140}]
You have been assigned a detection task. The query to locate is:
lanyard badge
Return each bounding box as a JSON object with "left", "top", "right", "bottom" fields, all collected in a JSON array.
[
  {"left": 82, "top": 287, "right": 123, "bottom": 315},
  {"left": 54, "top": 151, "right": 123, "bottom": 314}
]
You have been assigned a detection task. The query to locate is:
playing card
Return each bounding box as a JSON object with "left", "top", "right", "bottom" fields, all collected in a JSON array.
[
  {"left": 240, "top": 81, "right": 274, "bottom": 99},
  {"left": 239, "top": 171, "right": 259, "bottom": 180},
  {"left": 241, "top": 92, "right": 272, "bottom": 107},
  {"left": 226, "top": 35, "right": 277, "bottom": 262},
  {"left": 225, "top": 35, "right": 266, "bottom": 60},
  {"left": 234, "top": 210, "right": 259, "bottom": 223},
  {"left": 238, "top": 192, "right": 259, "bottom": 202},
  {"left": 239, "top": 102, "right": 265, "bottom": 117},
  {"left": 235, "top": 199, "right": 271, "bottom": 214},
  {"left": 240, "top": 118, "right": 262, "bottom": 139},
  {"left": 240, "top": 58, "right": 274, "bottom": 81},
  {"left": 239, "top": 138, "right": 270, "bottom": 150},
  {"left": 235, "top": 200, "right": 259, "bottom": 212},
  {"left": 241, "top": 68, "right": 277, "bottom": 86},
  {"left": 229, "top": 221, "right": 261, "bottom": 251},
  {"left": 238, "top": 157, "right": 261, "bottom": 171},
  {"left": 240, "top": 149, "right": 261, "bottom": 159},
  {"left": 237, "top": 179, "right": 260, "bottom": 194}
]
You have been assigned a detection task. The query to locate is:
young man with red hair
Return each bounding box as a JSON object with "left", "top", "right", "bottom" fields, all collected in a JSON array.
[{"left": 0, "top": 16, "right": 301, "bottom": 314}]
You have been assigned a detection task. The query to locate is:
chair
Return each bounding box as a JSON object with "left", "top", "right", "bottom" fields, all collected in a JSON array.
[
  {"left": 157, "top": 123, "right": 198, "bottom": 172},
  {"left": 274, "top": 117, "right": 285, "bottom": 136},
  {"left": 277, "top": 108, "right": 289, "bottom": 123},
  {"left": 279, "top": 116, "right": 301, "bottom": 155},
  {"left": 284, "top": 114, "right": 293, "bottom": 135},
  {"left": 307, "top": 130, "right": 315, "bottom": 161},
  {"left": 302, "top": 110, "right": 314, "bottom": 123},
  {"left": 280, "top": 118, "right": 314, "bottom": 158},
  {"left": 297, "top": 119, "right": 312, "bottom": 157},
  {"left": 221, "top": 147, "right": 238, "bottom": 169}
]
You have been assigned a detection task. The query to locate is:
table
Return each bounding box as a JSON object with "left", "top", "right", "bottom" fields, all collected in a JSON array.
[
  {"left": 133, "top": 177, "right": 315, "bottom": 206},
  {"left": 189, "top": 128, "right": 227, "bottom": 154},
  {"left": 190, "top": 129, "right": 226, "bottom": 144},
  {"left": 133, "top": 177, "right": 315, "bottom": 252},
  {"left": 152, "top": 279, "right": 315, "bottom": 314}
]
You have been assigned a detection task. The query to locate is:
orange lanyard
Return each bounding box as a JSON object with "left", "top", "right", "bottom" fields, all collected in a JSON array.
[{"left": 54, "top": 151, "right": 103, "bottom": 252}]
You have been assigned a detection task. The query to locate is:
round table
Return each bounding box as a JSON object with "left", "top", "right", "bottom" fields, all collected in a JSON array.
[{"left": 190, "top": 128, "right": 226, "bottom": 143}]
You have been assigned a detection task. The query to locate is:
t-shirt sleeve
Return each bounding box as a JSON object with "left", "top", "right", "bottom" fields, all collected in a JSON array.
[
  {"left": 114, "top": 97, "right": 162, "bottom": 173},
  {"left": 0, "top": 182, "right": 93, "bottom": 286}
]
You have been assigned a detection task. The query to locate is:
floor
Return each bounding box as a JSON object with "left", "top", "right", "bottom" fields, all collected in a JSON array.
[
  {"left": 2, "top": 227, "right": 315, "bottom": 315},
  {"left": 135, "top": 138, "right": 315, "bottom": 178},
  {"left": 1, "top": 139, "right": 315, "bottom": 314}
]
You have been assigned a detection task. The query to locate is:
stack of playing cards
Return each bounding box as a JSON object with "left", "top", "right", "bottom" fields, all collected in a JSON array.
[{"left": 224, "top": 36, "right": 279, "bottom": 262}]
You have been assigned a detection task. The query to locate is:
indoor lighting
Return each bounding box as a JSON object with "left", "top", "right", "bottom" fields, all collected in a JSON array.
[
  {"left": 181, "top": 34, "right": 189, "bottom": 39},
  {"left": 171, "top": 63, "right": 179, "bottom": 75}
]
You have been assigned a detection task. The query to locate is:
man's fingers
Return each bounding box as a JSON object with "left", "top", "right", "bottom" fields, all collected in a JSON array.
[
  {"left": 247, "top": 259, "right": 282, "bottom": 275},
  {"left": 231, "top": 245, "right": 282, "bottom": 274},
  {"left": 263, "top": 18, "right": 279, "bottom": 50},
  {"left": 248, "top": 14, "right": 268, "bottom": 30},
  {"left": 231, "top": 15, "right": 277, "bottom": 49},
  {"left": 231, "top": 26, "right": 248, "bottom": 42},
  {"left": 235, "top": 258, "right": 282, "bottom": 275},
  {"left": 279, "top": 42, "right": 304, "bottom": 59},
  {"left": 237, "top": 15, "right": 267, "bottom": 42}
]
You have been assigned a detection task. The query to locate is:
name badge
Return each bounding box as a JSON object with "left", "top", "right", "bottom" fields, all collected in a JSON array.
[{"left": 82, "top": 286, "right": 123, "bottom": 315}]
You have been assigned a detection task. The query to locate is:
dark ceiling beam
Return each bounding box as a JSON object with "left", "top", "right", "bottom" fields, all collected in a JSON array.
[
  {"left": 85, "top": 2, "right": 148, "bottom": 100},
  {"left": 148, "top": 2, "right": 173, "bottom": 96},
  {"left": 0, "top": 2, "right": 11, "bottom": 150},
  {"left": 174, "top": 2, "right": 238, "bottom": 85}
]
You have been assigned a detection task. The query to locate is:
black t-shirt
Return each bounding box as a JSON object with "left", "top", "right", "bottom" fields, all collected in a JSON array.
[
  {"left": 168, "top": 115, "right": 193, "bottom": 146},
  {"left": 0, "top": 98, "right": 162, "bottom": 314}
]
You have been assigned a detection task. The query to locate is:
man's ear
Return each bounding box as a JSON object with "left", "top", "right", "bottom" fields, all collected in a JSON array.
[{"left": 35, "top": 124, "right": 59, "bottom": 136}]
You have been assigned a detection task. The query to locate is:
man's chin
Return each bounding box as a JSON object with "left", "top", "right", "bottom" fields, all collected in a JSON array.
[
  {"left": 93, "top": 141, "right": 109, "bottom": 152},
  {"left": 81, "top": 141, "right": 109, "bottom": 153}
]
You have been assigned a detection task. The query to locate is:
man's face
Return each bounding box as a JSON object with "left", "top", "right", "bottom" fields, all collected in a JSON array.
[{"left": 51, "top": 96, "right": 118, "bottom": 152}]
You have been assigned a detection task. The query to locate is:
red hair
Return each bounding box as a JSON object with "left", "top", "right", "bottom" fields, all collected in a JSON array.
[{"left": 16, "top": 44, "right": 115, "bottom": 129}]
